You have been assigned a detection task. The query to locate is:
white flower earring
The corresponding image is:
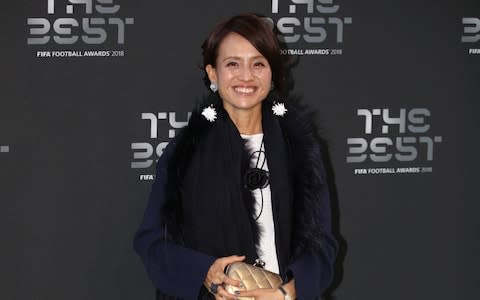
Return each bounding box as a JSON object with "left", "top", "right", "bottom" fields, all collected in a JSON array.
[
  {"left": 202, "top": 105, "right": 217, "bottom": 122},
  {"left": 210, "top": 82, "right": 218, "bottom": 93},
  {"left": 272, "top": 102, "right": 288, "bottom": 117}
]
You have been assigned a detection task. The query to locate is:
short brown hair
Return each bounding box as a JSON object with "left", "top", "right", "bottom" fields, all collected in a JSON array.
[{"left": 202, "top": 13, "right": 286, "bottom": 92}]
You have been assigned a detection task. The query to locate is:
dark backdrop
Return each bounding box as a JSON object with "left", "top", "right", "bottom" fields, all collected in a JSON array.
[{"left": 1, "top": 1, "right": 479, "bottom": 299}]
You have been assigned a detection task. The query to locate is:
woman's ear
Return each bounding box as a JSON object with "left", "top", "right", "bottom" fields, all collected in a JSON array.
[{"left": 205, "top": 64, "right": 217, "bottom": 84}]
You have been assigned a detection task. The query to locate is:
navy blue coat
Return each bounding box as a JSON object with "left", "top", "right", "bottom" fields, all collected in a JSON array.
[{"left": 134, "top": 100, "right": 338, "bottom": 299}]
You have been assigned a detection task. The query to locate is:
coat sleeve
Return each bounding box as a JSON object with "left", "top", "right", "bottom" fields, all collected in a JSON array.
[
  {"left": 133, "top": 142, "right": 217, "bottom": 300},
  {"left": 287, "top": 169, "right": 338, "bottom": 299}
]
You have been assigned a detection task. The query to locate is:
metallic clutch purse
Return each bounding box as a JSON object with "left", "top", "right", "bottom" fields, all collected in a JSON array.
[{"left": 223, "top": 261, "right": 283, "bottom": 300}]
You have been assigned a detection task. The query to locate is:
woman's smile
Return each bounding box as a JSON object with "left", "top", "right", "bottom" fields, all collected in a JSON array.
[{"left": 233, "top": 85, "right": 257, "bottom": 95}]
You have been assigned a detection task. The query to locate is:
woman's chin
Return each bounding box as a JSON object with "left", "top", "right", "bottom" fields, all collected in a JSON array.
[{"left": 224, "top": 101, "right": 263, "bottom": 113}]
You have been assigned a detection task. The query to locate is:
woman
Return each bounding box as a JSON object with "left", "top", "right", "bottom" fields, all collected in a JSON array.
[{"left": 134, "top": 14, "right": 338, "bottom": 300}]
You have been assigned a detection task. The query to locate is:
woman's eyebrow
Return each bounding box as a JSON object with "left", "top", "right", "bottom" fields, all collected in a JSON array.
[{"left": 222, "top": 55, "right": 265, "bottom": 62}]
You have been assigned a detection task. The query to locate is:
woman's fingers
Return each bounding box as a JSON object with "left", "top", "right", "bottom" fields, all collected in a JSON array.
[
  {"left": 219, "top": 255, "right": 245, "bottom": 267},
  {"left": 222, "top": 275, "right": 242, "bottom": 287},
  {"left": 215, "top": 286, "right": 238, "bottom": 300},
  {"left": 210, "top": 270, "right": 225, "bottom": 283},
  {"left": 218, "top": 255, "right": 244, "bottom": 287},
  {"left": 209, "top": 283, "right": 238, "bottom": 300},
  {"left": 205, "top": 255, "right": 246, "bottom": 297},
  {"left": 236, "top": 289, "right": 258, "bottom": 297}
]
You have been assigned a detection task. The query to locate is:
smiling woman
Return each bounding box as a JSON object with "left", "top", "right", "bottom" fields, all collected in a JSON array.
[
  {"left": 134, "top": 13, "right": 338, "bottom": 300},
  {"left": 205, "top": 32, "right": 273, "bottom": 134}
]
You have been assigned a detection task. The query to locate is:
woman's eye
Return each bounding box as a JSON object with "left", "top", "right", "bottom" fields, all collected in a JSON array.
[
  {"left": 253, "top": 62, "right": 265, "bottom": 68},
  {"left": 226, "top": 61, "right": 238, "bottom": 67}
]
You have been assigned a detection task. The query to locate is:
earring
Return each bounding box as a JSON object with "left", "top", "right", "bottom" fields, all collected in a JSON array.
[
  {"left": 270, "top": 81, "right": 275, "bottom": 91},
  {"left": 210, "top": 82, "right": 218, "bottom": 93}
]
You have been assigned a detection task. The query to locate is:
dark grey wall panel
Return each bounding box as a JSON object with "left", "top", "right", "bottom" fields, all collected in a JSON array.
[{"left": 1, "top": 1, "right": 479, "bottom": 299}]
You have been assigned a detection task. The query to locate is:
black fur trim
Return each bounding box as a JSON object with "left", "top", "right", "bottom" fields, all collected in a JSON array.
[
  {"left": 274, "top": 96, "right": 328, "bottom": 256},
  {"left": 162, "top": 92, "right": 262, "bottom": 254},
  {"left": 163, "top": 92, "right": 327, "bottom": 257},
  {"left": 161, "top": 93, "right": 220, "bottom": 240}
]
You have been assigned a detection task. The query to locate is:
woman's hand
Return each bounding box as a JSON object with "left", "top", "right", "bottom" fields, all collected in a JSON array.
[{"left": 204, "top": 255, "right": 245, "bottom": 300}]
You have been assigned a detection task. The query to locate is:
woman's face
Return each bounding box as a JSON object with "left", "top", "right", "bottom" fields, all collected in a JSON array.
[{"left": 206, "top": 32, "right": 272, "bottom": 115}]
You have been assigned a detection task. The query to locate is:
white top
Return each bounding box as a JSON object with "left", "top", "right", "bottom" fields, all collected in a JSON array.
[{"left": 241, "top": 133, "right": 280, "bottom": 274}]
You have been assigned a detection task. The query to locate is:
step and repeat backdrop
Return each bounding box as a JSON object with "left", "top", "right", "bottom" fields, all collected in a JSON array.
[{"left": 1, "top": 0, "right": 479, "bottom": 299}]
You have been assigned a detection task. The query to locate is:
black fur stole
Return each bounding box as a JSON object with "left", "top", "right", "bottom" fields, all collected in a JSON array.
[{"left": 161, "top": 91, "right": 328, "bottom": 263}]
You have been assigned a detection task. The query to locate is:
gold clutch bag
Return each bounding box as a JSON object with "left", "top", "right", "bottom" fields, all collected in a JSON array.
[{"left": 223, "top": 261, "right": 283, "bottom": 300}]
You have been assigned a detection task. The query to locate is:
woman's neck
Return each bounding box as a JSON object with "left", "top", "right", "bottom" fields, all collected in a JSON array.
[{"left": 225, "top": 106, "right": 263, "bottom": 135}]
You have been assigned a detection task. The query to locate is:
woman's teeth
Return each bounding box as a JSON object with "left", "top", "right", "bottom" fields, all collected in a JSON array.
[{"left": 234, "top": 86, "right": 255, "bottom": 94}]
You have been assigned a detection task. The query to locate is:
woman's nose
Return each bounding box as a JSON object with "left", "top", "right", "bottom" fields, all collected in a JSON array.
[{"left": 238, "top": 65, "right": 254, "bottom": 81}]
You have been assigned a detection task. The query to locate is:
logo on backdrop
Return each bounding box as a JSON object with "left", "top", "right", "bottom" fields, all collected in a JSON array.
[
  {"left": 27, "top": 0, "right": 134, "bottom": 58},
  {"left": 131, "top": 112, "right": 191, "bottom": 181},
  {"left": 461, "top": 17, "right": 480, "bottom": 55},
  {"left": 346, "top": 108, "right": 443, "bottom": 175},
  {"left": 267, "top": 0, "right": 352, "bottom": 56}
]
